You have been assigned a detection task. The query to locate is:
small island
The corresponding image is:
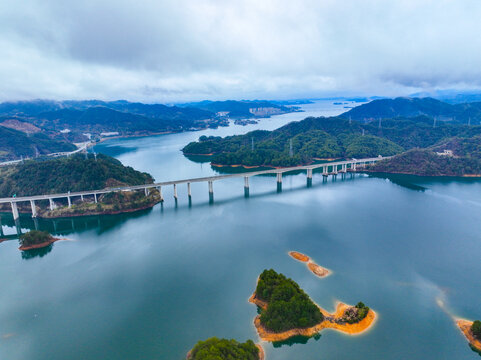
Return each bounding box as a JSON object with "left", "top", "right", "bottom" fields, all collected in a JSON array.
[
  {"left": 186, "top": 337, "right": 263, "bottom": 360},
  {"left": 249, "top": 269, "right": 376, "bottom": 342},
  {"left": 288, "top": 251, "right": 330, "bottom": 278},
  {"left": 457, "top": 319, "right": 481, "bottom": 353},
  {"left": 18, "top": 230, "right": 62, "bottom": 251}
]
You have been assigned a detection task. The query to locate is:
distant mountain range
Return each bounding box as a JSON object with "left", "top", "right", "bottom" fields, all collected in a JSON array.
[
  {"left": 0, "top": 99, "right": 294, "bottom": 160},
  {"left": 342, "top": 97, "right": 481, "bottom": 124}
]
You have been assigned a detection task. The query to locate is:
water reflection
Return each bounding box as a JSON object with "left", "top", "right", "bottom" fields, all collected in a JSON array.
[
  {"left": 21, "top": 244, "right": 53, "bottom": 260},
  {"left": 272, "top": 334, "right": 321, "bottom": 348},
  {"left": 469, "top": 344, "right": 481, "bottom": 357},
  {"left": 367, "top": 174, "right": 427, "bottom": 191}
]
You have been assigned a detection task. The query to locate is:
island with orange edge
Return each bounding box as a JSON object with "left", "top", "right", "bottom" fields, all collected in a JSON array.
[
  {"left": 18, "top": 230, "right": 65, "bottom": 251},
  {"left": 288, "top": 251, "right": 330, "bottom": 278},
  {"left": 456, "top": 319, "right": 481, "bottom": 353},
  {"left": 249, "top": 269, "right": 376, "bottom": 342}
]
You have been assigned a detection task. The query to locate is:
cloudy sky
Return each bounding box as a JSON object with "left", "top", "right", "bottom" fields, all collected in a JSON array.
[{"left": 1, "top": 0, "right": 481, "bottom": 102}]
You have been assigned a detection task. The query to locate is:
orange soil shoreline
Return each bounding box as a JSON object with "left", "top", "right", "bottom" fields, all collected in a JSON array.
[
  {"left": 288, "top": 251, "right": 331, "bottom": 278},
  {"left": 456, "top": 319, "right": 481, "bottom": 352},
  {"left": 289, "top": 251, "right": 309, "bottom": 262},
  {"left": 18, "top": 237, "right": 65, "bottom": 250},
  {"left": 249, "top": 292, "right": 376, "bottom": 342}
]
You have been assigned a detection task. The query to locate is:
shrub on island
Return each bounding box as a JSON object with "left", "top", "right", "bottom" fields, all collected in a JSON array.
[
  {"left": 19, "top": 230, "right": 53, "bottom": 247},
  {"left": 255, "top": 269, "right": 324, "bottom": 332},
  {"left": 472, "top": 320, "right": 481, "bottom": 340},
  {"left": 341, "top": 302, "right": 370, "bottom": 324},
  {"left": 188, "top": 337, "right": 259, "bottom": 360}
]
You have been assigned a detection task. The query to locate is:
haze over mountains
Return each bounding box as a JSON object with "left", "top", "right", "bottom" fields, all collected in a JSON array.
[
  {"left": 0, "top": 99, "right": 293, "bottom": 160},
  {"left": 343, "top": 97, "right": 481, "bottom": 124}
]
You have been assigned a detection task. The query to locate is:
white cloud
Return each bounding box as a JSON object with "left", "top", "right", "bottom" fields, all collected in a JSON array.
[{"left": 1, "top": 0, "right": 481, "bottom": 102}]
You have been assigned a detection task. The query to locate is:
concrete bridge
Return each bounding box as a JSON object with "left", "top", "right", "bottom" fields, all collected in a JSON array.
[{"left": 0, "top": 156, "right": 386, "bottom": 221}]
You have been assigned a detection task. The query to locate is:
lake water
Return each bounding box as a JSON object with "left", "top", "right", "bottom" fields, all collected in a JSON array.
[{"left": 1, "top": 101, "right": 481, "bottom": 360}]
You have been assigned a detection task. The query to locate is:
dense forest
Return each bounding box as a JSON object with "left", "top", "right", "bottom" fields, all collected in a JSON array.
[
  {"left": 0, "top": 126, "right": 75, "bottom": 161},
  {"left": 188, "top": 337, "right": 259, "bottom": 360},
  {"left": 0, "top": 153, "right": 154, "bottom": 197},
  {"left": 472, "top": 321, "right": 481, "bottom": 340},
  {"left": 183, "top": 117, "right": 403, "bottom": 167},
  {"left": 183, "top": 112, "right": 481, "bottom": 173},
  {"left": 255, "top": 269, "right": 323, "bottom": 332}
]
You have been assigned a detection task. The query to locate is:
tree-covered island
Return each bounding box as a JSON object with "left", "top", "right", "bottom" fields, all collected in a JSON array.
[
  {"left": 18, "top": 230, "right": 60, "bottom": 250},
  {"left": 187, "top": 337, "right": 262, "bottom": 360},
  {"left": 249, "top": 269, "right": 376, "bottom": 342}
]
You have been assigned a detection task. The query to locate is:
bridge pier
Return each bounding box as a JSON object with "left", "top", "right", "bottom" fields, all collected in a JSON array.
[
  {"left": 244, "top": 177, "right": 249, "bottom": 198},
  {"left": 173, "top": 184, "right": 178, "bottom": 199},
  {"left": 0, "top": 216, "right": 4, "bottom": 237},
  {"left": 49, "top": 198, "right": 55, "bottom": 211},
  {"left": 94, "top": 193, "right": 98, "bottom": 203},
  {"left": 67, "top": 196, "right": 72, "bottom": 208},
  {"left": 145, "top": 188, "right": 149, "bottom": 196},
  {"left": 30, "top": 200, "right": 37, "bottom": 218},
  {"left": 11, "top": 202, "right": 19, "bottom": 221},
  {"left": 187, "top": 182, "right": 191, "bottom": 197},
  {"left": 208, "top": 181, "right": 214, "bottom": 204},
  {"left": 157, "top": 186, "right": 164, "bottom": 202},
  {"left": 15, "top": 219, "right": 21, "bottom": 237},
  {"left": 307, "top": 168, "right": 313, "bottom": 187},
  {"left": 81, "top": 194, "right": 84, "bottom": 202}
]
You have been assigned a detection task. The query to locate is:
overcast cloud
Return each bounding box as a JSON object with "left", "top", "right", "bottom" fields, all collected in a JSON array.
[{"left": 1, "top": 0, "right": 481, "bottom": 102}]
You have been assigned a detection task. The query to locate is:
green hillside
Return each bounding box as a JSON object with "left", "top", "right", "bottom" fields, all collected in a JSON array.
[
  {"left": 0, "top": 126, "right": 76, "bottom": 161},
  {"left": 0, "top": 153, "right": 153, "bottom": 197}
]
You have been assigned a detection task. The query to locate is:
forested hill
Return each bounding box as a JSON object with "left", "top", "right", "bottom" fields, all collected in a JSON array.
[
  {"left": 183, "top": 117, "right": 404, "bottom": 167},
  {"left": 182, "top": 115, "right": 481, "bottom": 169},
  {"left": 369, "top": 136, "right": 481, "bottom": 176},
  {"left": 343, "top": 97, "right": 481, "bottom": 124},
  {"left": 0, "top": 153, "right": 153, "bottom": 197},
  {"left": 0, "top": 126, "right": 76, "bottom": 161}
]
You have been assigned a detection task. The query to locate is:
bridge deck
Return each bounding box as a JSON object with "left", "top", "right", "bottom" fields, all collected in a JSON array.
[{"left": 0, "top": 157, "right": 384, "bottom": 204}]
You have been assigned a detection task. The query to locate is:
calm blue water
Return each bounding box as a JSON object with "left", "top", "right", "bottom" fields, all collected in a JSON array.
[{"left": 1, "top": 101, "right": 480, "bottom": 360}]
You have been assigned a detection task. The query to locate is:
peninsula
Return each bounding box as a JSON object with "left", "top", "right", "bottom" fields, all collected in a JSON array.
[
  {"left": 186, "top": 337, "right": 263, "bottom": 360},
  {"left": 249, "top": 269, "right": 375, "bottom": 342}
]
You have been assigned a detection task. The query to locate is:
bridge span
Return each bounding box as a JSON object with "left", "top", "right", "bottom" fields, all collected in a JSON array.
[{"left": 0, "top": 156, "right": 387, "bottom": 221}]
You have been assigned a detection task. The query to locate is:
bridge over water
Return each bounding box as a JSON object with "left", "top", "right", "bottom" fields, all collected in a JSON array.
[{"left": 0, "top": 156, "right": 387, "bottom": 221}]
